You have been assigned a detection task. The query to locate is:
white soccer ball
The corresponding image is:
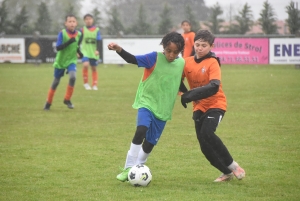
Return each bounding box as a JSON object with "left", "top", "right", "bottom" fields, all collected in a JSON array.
[{"left": 128, "top": 164, "right": 152, "bottom": 187}]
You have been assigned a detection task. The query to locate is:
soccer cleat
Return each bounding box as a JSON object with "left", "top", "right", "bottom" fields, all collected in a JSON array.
[
  {"left": 92, "top": 85, "right": 98, "bottom": 91},
  {"left": 63, "top": 99, "right": 74, "bottom": 109},
  {"left": 116, "top": 167, "right": 131, "bottom": 182},
  {"left": 232, "top": 165, "right": 245, "bottom": 180},
  {"left": 84, "top": 83, "right": 91, "bottom": 90},
  {"left": 44, "top": 102, "right": 51, "bottom": 110},
  {"left": 214, "top": 172, "right": 234, "bottom": 182}
]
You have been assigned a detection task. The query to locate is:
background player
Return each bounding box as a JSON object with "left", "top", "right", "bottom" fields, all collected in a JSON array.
[
  {"left": 181, "top": 20, "right": 195, "bottom": 58},
  {"left": 180, "top": 30, "right": 245, "bottom": 182},
  {"left": 81, "top": 14, "right": 102, "bottom": 90},
  {"left": 44, "top": 14, "right": 82, "bottom": 110},
  {"left": 107, "top": 32, "right": 185, "bottom": 182}
]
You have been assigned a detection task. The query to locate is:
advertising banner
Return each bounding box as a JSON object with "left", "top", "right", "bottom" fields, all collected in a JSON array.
[
  {"left": 213, "top": 38, "right": 269, "bottom": 64},
  {"left": 269, "top": 38, "right": 300, "bottom": 64},
  {"left": 25, "top": 37, "right": 103, "bottom": 64},
  {"left": 0, "top": 38, "right": 25, "bottom": 63},
  {"left": 103, "top": 38, "right": 162, "bottom": 64},
  {"left": 25, "top": 37, "right": 57, "bottom": 63}
]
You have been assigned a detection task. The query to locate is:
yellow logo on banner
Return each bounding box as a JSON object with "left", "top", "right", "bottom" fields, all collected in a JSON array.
[{"left": 28, "top": 42, "right": 40, "bottom": 57}]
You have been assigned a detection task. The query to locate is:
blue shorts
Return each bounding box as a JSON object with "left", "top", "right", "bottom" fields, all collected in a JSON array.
[
  {"left": 54, "top": 64, "right": 76, "bottom": 79},
  {"left": 82, "top": 57, "right": 98, "bottom": 66},
  {"left": 136, "top": 108, "right": 166, "bottom": 145}
]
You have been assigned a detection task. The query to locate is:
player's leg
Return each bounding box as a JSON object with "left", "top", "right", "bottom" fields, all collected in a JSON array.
[
  {"left": 136, "top": 140, "right": 154, "bottom": 165},
  {"left": 194, "top": 116, "right": 232, "bottom": 175},
  {"left": 116, "top": 108, "right": 151, "bottom": 182},
  {"left": 82, "top": 57, "right": 91, "bottom": 90},
  {"left": 125, "top": 126, "right": 147, "bottom": 168},
  {"left": 63, "top": 64, "right": 76, "bottom": 109},
  {"left": 90, "top": 59, "right": 98, "bottom": 90},
  {"left": 202, "top": 110, "right": 245, "bottom": 180},
  {"left": 44, "top": 68, "right": 64, "bottom": 110},
  {"left": 197, "top": 110, "right": 245, "bottom": 181},
  {"left": 135, "top": 113, "right": 166, "bottom": 165}
]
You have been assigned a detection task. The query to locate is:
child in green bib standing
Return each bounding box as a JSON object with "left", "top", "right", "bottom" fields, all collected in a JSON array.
[
  {"left": 107, "top": 32, "right": 185, "bottom": 182},
  {"left": 44, "top": 14, "right": 82, "bottom": 110},
  {"left": 81, "top": 14, "right": 102, "bottom": 90}
]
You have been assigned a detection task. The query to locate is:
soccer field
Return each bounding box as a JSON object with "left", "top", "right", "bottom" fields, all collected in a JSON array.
[{"left": 0, "top": 63, "right": 299, "bottom": 201}]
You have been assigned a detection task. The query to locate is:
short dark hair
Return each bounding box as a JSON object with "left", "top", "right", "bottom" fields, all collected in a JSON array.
[
  {"left": 194, "top": 30, "right": 215, "bottom": 45},
  {"left": 181, "top": 20, "right": 191, "bottom": 26},
  {"left": 65, "top": 14, "right": 77, "bottom": 21},
  {"left": 84, "top": 14, "right": 93, "bottom": 19},
  {"left": 160, "top": 32, "right": 185, "bottom": 52}
]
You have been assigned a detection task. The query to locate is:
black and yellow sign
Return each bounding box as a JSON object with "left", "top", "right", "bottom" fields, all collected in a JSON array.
[
  {"left": 25, "top": 37, "right": 103, "bottom": 63},
  {"left": 28, "top": 42, "right": 41, "bottom": 57}
]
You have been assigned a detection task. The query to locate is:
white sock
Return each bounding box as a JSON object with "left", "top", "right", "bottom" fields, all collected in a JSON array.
[
  {"left": 124, "top": 143, "right": 142, "bottom": 168},
  {"left": 228, "top": 161, "right": 239, "bottom": 171},
  {"left": 136, "top": 148, "right": 149, "bottom": 165}
]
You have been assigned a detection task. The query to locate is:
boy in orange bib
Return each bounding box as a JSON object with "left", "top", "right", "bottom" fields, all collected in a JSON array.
[{"left": 181, "top": 30, "right": 245, "bottom": 182}]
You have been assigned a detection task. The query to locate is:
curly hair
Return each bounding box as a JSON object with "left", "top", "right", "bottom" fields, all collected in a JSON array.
[{"left": 160, "top": 32, "right": 185, "bottom": 52}]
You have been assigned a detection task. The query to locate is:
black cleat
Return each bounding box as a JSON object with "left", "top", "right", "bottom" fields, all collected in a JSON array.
[
  {"left": 63, "top": 99, "right": 74, "bottom": 109},
  {"left": 44, "top": 102, "right": 51, "bottom": 110}
]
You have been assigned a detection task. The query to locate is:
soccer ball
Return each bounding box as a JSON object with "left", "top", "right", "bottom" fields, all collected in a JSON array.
[{"left": 128, "top": 164, "right": 152, "bottom": 187}]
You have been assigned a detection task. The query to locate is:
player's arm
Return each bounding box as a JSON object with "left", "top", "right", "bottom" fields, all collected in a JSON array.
[
  {"left": 76, "top": 32, "right": 83, "bottom": 58},
  {"left": 181, "top": 79, "right": 220, "bottom": 103},
  {"left": 108, "top": 43, "right": 137, "bottom": 64},
  {"left": 179, "top": 80, "right": 188, "bottom": 93},
  {"left": 56, "top": 32, "right": 76, "bottom": 51},
  {"left": 78, "top": 32, "right": 83, "bottom": 46},
  {"left": 181, "top": 60, "right": 221, "bottom": 104},
  {"left": 77, "top": 48, "right": 83, "bottom": 58},
  {"left": 179, "top": 71, "right": 188, "bottom": 93},
  {"left": 190, "top": 32, "right": 195, "bottom": 56},
  {"left": 190, "top": 48, "right": 195, "bottom": 56},
  {"left": 97, "top": 30, "right": 102, "bottom": 54}
]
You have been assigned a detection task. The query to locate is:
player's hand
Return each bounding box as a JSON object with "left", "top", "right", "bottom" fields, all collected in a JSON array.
[
  {"left": 77, "top": 52, "right": 83, "bottom": 59},
  {"left": 107, "top": 42, "right": 122, "bottom": 52},
  {"left": 69, "top": 37, "right": 76, "bottom": 43},
  {"left": 181, "top": 94, "right": 188, "bottom": 108},
  {"left": 95, "top": 50, "right": 99, "bottom": 56}
]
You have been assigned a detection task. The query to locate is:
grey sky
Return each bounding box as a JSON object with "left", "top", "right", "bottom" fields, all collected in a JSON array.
[
  {"left": 82, "top": 0, "right": 299, "bottom": 21},
  {"left": 205, "top": 0, "right": 299, "bottom": 21}
]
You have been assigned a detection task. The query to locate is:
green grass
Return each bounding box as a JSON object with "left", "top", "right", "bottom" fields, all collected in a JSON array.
[{"left": 0, "top": 63, "right": 300, "bottom": 201}]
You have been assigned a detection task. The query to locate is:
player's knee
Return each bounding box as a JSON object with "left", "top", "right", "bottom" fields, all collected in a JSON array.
[
  {"left": 83, "top": 62, "right": 89, "bottom": 68},
  {"left": 70, "top": 76, "right": 76, "bottom": 82},
  {"left": 196, "top": 130, "right": 205, "bottom": 142},
  {"left": 132, "top": 126, "right": 147, "bottom": 144},
  {"left": 69, "top": 75, "right": 76, "bottom": 87},
  {"left": 142, "top": 140, "right": 154, "bottom": 154},
  {"left": 91, "top": 66, "right": 97, "bottom": 72},
  {"left": 51, "top": 78, "right": 60, "bottom": 90}
]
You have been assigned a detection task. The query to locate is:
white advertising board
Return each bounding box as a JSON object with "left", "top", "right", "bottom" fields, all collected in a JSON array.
[
  {"left": 0, "top": 38, "right": 25, "bottom": 63},
  {"left": 269, "top": 38, "right": 300, "bottom": 64},
  {"left": 103, "top": 38, "right": 163, "bottom": 64}
]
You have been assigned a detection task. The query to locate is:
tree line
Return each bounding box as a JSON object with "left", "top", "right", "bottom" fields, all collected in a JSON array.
[
  {"left": 206, "top": 1, "right": 300, "bottom": 35},
  {"left": 0, "top": 0, "right": 299, "bottom": 36}
]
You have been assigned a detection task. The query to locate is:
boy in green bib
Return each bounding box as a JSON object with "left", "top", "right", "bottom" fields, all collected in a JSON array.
[
  {"left": 81, "top": 14, "right": 102, "bottom": 90},
  {"left": 44, "top": 15, "right": 83, "bottom": 110},
  {"left": 108, "top": 32, "right": 185, "bottom": 182}
]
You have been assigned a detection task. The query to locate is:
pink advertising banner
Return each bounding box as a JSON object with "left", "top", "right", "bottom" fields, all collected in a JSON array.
[{"left": 213, "top": 38, "right": 269, "bottom": 64}]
